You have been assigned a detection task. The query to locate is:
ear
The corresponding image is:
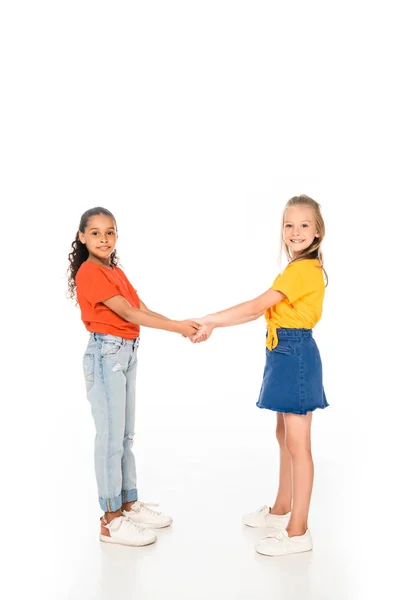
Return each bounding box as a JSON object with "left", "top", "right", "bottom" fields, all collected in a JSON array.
[{"left": 78, "top": 231, "right": 86, "bottom": 244}]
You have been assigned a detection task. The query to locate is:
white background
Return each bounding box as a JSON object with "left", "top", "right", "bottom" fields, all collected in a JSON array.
[{"left": 1, "top": 1, "right": 399, "bottom": 599}]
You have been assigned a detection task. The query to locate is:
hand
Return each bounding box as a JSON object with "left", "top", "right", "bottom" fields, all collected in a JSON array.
[
  {"left": 176, "top": 320, "right": 201, "bottom": 338},
  {"left": 190, "top": 321, "right": 214, "bottom": 343}
]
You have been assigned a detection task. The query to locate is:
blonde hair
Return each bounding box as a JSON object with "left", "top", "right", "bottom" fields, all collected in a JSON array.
[{"left": 281, "top": 194, "right": 328, "bottom": 285}]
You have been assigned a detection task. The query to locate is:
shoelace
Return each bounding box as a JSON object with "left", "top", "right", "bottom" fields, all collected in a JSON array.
[
  {"left": 133, "top": 501, "right": 162, "bottom": 516},
  {"left": 257, "top": 505, "right": 270, "bottom": 515},
  {"left": 105, "top": 515, "right": 146, "bottom": 534},
  {"left": 262, "top": 531, "right": 285, "bottom": 541}
]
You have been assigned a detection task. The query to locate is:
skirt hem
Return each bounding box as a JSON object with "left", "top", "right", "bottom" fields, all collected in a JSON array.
[{"left": 256, "top": 403, "right": 329, "bottom": 415}]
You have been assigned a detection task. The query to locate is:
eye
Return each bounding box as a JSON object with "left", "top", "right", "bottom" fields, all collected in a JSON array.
[
  {"left": 107, "top": 231, "right": 115, "bottom": 236},
  {"left": 92, "top": 232, "right": 98, "bottom": 236},
  {"left": 301, "top": 224, "right": 309, "bottom": 228},
  {"left": 285, "top": 224, "right": 293, "bottom": 228}
]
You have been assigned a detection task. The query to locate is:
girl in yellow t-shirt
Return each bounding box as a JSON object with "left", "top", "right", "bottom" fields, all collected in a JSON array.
[{"left": 192, "top": 194, "right": 328, "bottom": 557}]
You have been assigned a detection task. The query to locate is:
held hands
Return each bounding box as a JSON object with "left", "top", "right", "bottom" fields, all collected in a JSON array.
[
  {"left": 176, "top": 317, "right": 214, "bottom": 344},
  {"left": 191, "top": 323, "right": 213, "bottom": 343},
  {"left": 176, "top": 320, "right": 203, "bottom": 338},
  {"left": 188, "top": 317, "right": 214, "bottom": 344}
]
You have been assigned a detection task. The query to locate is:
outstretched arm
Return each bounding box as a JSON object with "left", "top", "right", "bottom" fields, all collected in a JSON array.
[
  {"left": 139, "top": 298, "right": 169, "bottom": 321},
  {"left": 202, "top": 288, "right": 285, "bottom": 327},
  {"left": 103, "top": 295, "right": 200, "bottom": 337},
  {"left": 191, "top": 288, "right": 285, "bottom": 342}
]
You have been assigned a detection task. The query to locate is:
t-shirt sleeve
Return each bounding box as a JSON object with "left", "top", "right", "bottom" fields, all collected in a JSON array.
[
  {"left": 271, "top": 262, "right": 315, "bottom": 304},
  {"left": 125, "top": 276, "right": 138, "bottom": 296},
  {"left": 117, "top": 268, "right": 139, "bottom": 300},
  {"left": 77, "top": 267, "right": 121, "bottom": 306}
]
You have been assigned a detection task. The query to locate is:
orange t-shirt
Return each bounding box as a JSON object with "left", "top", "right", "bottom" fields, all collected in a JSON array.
[{"left": 75, "top": 261, "right": 140, "bottom": 339}]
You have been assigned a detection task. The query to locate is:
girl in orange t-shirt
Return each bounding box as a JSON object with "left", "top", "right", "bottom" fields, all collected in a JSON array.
[{"left": 67, "top": 206, "right": 200, "bottom": 547}]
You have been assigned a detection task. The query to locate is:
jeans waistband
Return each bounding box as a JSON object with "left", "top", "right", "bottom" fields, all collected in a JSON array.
[
  {"left": 269, "top": 328, "right": 313, "bottom": 339},
  {"left": 91, "top": 333, "right": 139, "bottom": 346}
]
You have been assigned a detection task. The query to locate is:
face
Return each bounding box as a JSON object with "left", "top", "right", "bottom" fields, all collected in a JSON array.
[
  {"left": 79, "top": 214, "right": 117, "bottom": 264},
  {"left": 283, "top": 205, "right": 319, "bottom": 257}
]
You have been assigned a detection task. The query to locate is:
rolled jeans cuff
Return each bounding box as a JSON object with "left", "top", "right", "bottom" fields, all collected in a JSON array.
[{"left": 99, "top": 488, "right": 138, "bottom": 512}]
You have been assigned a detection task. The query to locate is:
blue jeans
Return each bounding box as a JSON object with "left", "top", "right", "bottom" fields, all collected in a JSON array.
[{"left": 83, "top": 333, "right": 139, "bottom": 512}]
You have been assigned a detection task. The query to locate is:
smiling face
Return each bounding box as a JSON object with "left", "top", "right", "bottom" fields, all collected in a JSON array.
[
  {"left": 78, "top": 213, "right": 118, "bottom": 266},
  {"left": 283, "top": 205, "right": 319, "bottom": 258}
]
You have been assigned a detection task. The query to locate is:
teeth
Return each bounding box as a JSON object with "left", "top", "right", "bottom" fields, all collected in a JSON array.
[{"left": 291, "top": 240, "right": 304, "bottom": 243}]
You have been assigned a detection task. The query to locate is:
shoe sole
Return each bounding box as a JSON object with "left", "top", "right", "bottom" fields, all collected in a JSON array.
[
  {"left": 256, "top": 547, "right": 313, "bottom": 556},
  {"left": 99, "top": 534, "right": 157, "bottom": 547}
]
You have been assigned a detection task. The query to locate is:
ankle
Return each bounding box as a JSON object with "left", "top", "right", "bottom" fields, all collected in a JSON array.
[
  {"left": 121, "top": 500, "right": 137, "bottom": 512},
  {"left": 286, "top": 527, "right": 308, "bottom": 537},
  {"left": 270, "top": 504, "right": 291, "bottom": 515},
  {"left": 104, "top": 509, "right": 123, "bottom": 523}
]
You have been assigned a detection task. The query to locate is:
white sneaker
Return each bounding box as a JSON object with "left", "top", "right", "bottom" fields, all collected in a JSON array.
[
  {"left": 243, "top": 505, "right": 290, "bottom": 529},
  {"left": 100, "top": 515, "right": 157, "bottom": 546},
  {"left": 123, "top": 502, "right": 173, "bottom": 529},
  {"left": 255, "top": 529, "right": 313, "bottom": 556}
]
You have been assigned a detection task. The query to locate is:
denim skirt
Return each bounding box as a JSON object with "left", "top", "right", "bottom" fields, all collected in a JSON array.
[{"left": 256, "top": 328, "right": 328, "bottom": 415}]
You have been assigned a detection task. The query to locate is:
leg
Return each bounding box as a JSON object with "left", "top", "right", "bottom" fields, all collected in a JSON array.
[
  {"left": 283, "top": 412, "right": 313, "bottom": 536},
  {"left": 121, "top": 345, "right": 138, "bottom": 511},
  {"left": 271, "top": 412, "right": 292, "bottom": 515},
  {"left": 88, "top": 355, "right": 127, "bottom": 518}
]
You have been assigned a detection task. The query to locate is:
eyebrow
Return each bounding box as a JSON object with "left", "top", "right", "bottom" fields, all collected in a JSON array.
[
  {"left": 284, "top": 220, "right": 311, "bottom": 223},
  {"left": 88, "top": 227, "right": 116, "bottom": 231}
]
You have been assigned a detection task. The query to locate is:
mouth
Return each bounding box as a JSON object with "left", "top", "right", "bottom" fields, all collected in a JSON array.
[
  {"left": 290, "top": 239, "right": 305, "bottom": 244},
  {"left": 97, "top": 246, "right": 110, "bottom": 251}
]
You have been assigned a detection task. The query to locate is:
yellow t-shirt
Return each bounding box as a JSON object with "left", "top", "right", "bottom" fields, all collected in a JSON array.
[{"left": 265, "top": 258, "right": 325, "bottom": 350}]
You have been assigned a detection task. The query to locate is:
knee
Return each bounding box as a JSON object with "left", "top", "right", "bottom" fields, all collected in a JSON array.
[
  {"left": 275, "top": 423, "right": 286, "bottom": 447},
  {"left": 285, "top": 434, "right": 311, "bottom": 460},
  {"left": 124, "top": 432, "right": 135, "bottom": 446}
]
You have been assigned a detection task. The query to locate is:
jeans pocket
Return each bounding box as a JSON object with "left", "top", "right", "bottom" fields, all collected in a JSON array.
[
  {"left": 83, "top": 354, "right": 94, "bottom": 392},
  {"left": 273, "top": 342, "right": 295, "bottom": 356},
  {"left": 101, "top": 341, "right": 123, "bottom": 358}
]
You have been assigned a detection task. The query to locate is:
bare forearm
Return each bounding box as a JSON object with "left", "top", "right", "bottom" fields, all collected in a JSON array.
[
  {"left": 204, "top": 289, "right": 283, "bottom": 328},
  {"left": 139, "top": 300, "right": 169, "bottom": 321},
  {"left": 125, "top": 306, "right": 178, "bottom": 333},
  {"left": 205, "top": 302, "right": 260, "bottom": 327},
  {"left": 144, "top": 309, "right": 169, "bottom": 321},
  {"left": 212, "top": 312, "right": 264, "bottom": 327}
]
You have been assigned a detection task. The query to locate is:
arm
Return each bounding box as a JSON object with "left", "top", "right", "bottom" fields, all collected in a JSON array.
[
  {"left": 190, "top": 289, "right": 285, "bottom": 343},
  {"left": 103, "top": 295, "right": 200, "bottom": 337},
  {"left": 208, "top": 310, "right": 265, "bottom": 327},
  {"left": 139, "top": 298, "right": 169, "bottom": 321},
  {"left": 203, "top": 288, "right": 285, "bottom": 328}
]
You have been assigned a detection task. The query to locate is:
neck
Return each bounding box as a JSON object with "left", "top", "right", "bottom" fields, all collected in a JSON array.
[
  {"left": 290, "top": 250, "right": 302, "bottom": 261},
  {"left": 87, "top": 254, "right": 112, "bottom": 268}
]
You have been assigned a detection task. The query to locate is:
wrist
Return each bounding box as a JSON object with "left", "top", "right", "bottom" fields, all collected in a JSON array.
[
  {"left": 170, "top": 320, "right": 181, "bottom": 333},
  {"left": 204, "top": 316, "right": 217, "bottom": 327}
]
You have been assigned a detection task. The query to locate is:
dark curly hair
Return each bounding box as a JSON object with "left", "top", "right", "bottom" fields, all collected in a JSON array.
[{"left": 67, "top": 207, "right": 120, "bottom": 301}]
